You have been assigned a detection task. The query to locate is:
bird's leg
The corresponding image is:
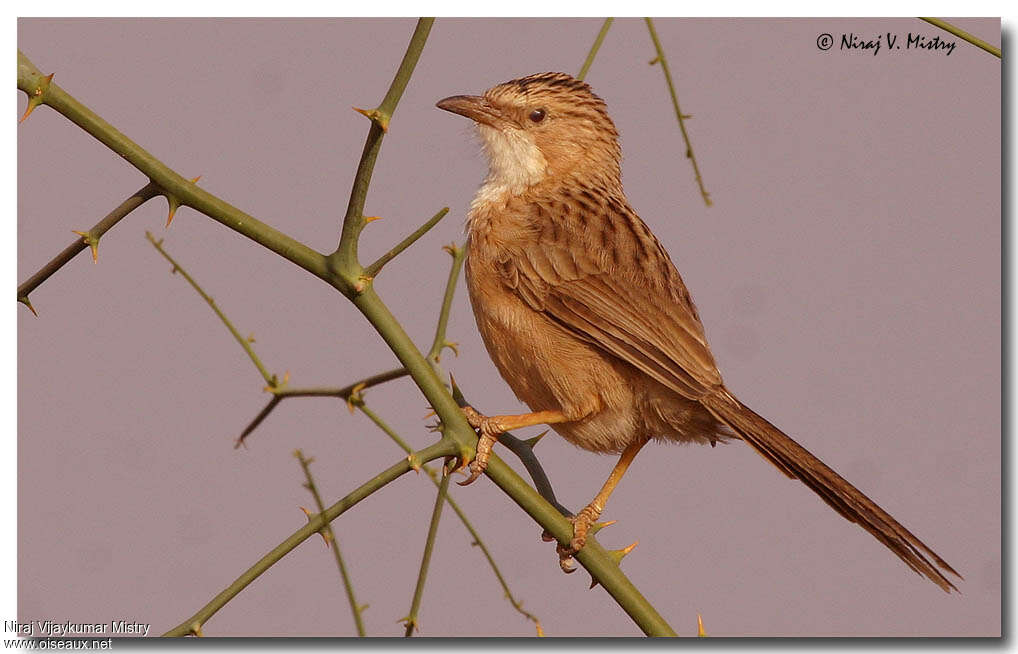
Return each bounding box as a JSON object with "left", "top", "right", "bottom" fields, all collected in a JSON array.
[
  {"left": 457, "top": 407, "right": 569, "bottom": 486},
  {"left": 557, "top": 438, "right": 648, "bottom": 573}
]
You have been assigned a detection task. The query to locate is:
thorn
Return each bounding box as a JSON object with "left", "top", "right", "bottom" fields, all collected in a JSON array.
[
  {"left": 19, "top": 102, "right": 37, "bottom": 123},
  {"left": 589, "top": 519, "right": 616, "bottom": 536},
  {"left": 352, "top": 106, "right": 390, "bottom": 132},
  {"left": 363, "top": 215, "right": 383, "bottom": 223},
  {"left": 72, "top": 230, "right": 98, "bottom": 263},
  {"left": 535, "top": 622, "right": 544, "bottom": 637},
  {"left": 592, "top": 540, "right": 639, "bottom": 586},
  {"left": 446, "top": 444, "right": 472, "bottom": 476},
  {"left": 697, "top": 613, "right": 707, "bottom": 637},
  {"left": 300, "top": 507, "right": 329, "bottom": 546},
  {"left": 447, "top": 371, "right": 466, "bottom": 403},
  {"left": 346, "top": 382, "right": 366, "bottom": 414},
  {"left": 523, "top": 429, "right": 549, "bottom": 450},
  {"left": 265, "top": 371, "right": 289, "bottom": 392},
  {"left": 443, "top": 340, "right": 460, "bottom": 357},
  {"left": 246, "top": 333, "right": 256, "bottom": 343},
  {"left": 165, "top": 195, "right": 181, "bottom": 227},
  {"left": 611, "top": 541, "right": 639, "bottom": 562},
  {"left": 18, "top": 296, "right": 38, "bottom": 316},
  {"left": 441, "top": 242, "right": 462, "bottom": 257},
  {"left": 648, "top": 56, "right": 660, "bottom": 65},
  {"left": 407, "top": 453, "right": 422, "bottom": 474},
  {"left": 19, "top": 73, "right": 54, "bottom": 123},
  {"left": 189, "top": 622, "right": 203, "bottom": 637},
  {"left": 162, "top": 177, "right": 200, "bottom": 226}
]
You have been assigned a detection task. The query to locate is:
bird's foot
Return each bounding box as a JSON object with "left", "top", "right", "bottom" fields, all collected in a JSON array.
[
  {"left": 457, "top": 406, "right": 502, "bottom": 486},
  {"left": 547, "top": 504, "right": 603, "bottom": 573}
]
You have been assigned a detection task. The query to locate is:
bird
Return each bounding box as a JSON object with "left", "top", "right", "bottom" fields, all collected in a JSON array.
[{"left": 435, "top": 71, "right": 959, "bottom": 590}]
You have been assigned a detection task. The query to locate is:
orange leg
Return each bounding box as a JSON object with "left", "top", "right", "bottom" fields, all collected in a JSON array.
[
  {"left": 458, "top": 407, "right": 570, "bottom": 486},
  {"left": 558, "top": 438, "right": 648, "bottom": 572}
]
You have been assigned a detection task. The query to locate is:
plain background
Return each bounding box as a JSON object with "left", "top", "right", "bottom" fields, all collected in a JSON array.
[{"left": 16, "top": 18, "right": 999, "bottom": 637}]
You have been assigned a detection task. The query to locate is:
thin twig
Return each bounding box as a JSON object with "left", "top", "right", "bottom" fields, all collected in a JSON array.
[
  {"left": 295, "top": 449, "right": 367, "bottom": 637},
  {"left": 18, "top": 181, "right": 162, "bottom": 312},
  {"left": 644, "top": 18, "right": 712, "bottom": 207},
  {"left": 403, "top": 468, "right": 450, "bottom": 636},
  {"left": 577, "top": 18, "right": 614, "bottom": 81},
  {"left": 146, "top": 231, "right": 278, "bottom": 388},
  {"left": 363, "top": 207, "right": 449, "bottom": 279},
  {"left": 331, "top": 18, "right": 435, "bottom": 281},
  {"left": 355, "top": 401, "right": 543, "bottom": 634},
  {"left": 426, "top": 243, "right": 466, "bottom": 363},
  {"left": 235, "top": 367, "right": 409, "bottom": 446},
  {"left": 162, "top": 440, "right": 454, "bottom": 637},
  {"left": 919, "top": 17, "right": 1001, "bottom": 58}
]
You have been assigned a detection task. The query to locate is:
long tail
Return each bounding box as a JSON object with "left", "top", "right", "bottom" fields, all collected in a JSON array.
[{"left": 701, "top": 389, "right": 961, "bottom": 592}]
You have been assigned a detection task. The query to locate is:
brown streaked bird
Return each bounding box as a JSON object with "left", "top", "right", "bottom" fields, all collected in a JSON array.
[{"left": 436, "top": 72, "right": 959, "bottom": 590}]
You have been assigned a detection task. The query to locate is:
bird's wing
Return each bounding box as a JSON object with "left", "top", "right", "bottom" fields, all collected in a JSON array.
[{"left": 499, "top": 204, "right": 722, "bottom": 400}]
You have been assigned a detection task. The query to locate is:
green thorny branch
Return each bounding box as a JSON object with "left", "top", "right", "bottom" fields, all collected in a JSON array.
[
  {"left": 294, "top": 450, "right": 367, "bottom": 637},
  {"left": 19, "top": 19, "right": 676, "bottom": 637},
  {"left": 354, "top": 400, "right": 543, "bottom": 635},
  {"left": 147, "top": 230, "right": 543, "bottom": 634},
  {"left": 576, "top": 18, "right": 711, "bottom": 208},
  {"left": 645, "top": 18, "right": 712, "bottom": 208}
]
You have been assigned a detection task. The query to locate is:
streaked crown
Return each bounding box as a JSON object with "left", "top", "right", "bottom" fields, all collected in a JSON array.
[{"left": 438, "top": 72, "right": 623, "bottom": 194}]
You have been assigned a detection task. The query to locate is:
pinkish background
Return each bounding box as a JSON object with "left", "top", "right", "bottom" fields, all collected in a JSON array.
[{"left": 17, "top": 18, "right": 999, "bottom": 637}]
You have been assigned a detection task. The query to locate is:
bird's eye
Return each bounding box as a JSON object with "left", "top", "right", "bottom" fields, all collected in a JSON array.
[{"left": 529, "top": 108, "right": 546, "bottom": 123}]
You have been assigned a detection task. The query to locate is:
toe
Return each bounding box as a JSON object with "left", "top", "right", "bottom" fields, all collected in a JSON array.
[{"left": 457, "top": 462, "right": 485, "bottom": 486}]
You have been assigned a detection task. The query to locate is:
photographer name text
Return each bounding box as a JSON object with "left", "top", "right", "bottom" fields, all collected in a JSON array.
[
  {"left": 822, "top": 32, "right": 957, "bottom": 56},
  {"left": 5, "top": 620, "right": 150, "bottom": 637}
]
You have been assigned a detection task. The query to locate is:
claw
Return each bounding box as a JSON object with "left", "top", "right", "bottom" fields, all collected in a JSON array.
[
  {"left": 443, "top": 443, "right": 472, "bottom": 476},
  {"left": 556, "top": 542, "right": 577, "bottom": 573},
  {"left": 457, "top": 463, "right": 485, "bottom": 486},
  {"left": 455, "top": 407, "right": 501, "bottom": 486}
]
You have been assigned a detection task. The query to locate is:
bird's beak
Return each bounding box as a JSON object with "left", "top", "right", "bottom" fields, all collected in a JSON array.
[{"left": 436, "top": 95, "right": 506, "bottom": 129}]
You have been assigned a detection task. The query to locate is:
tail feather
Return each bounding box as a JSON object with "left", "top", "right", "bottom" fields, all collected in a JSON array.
[{"left": 701, "top": 389, "right": 961, "bottom": 592}]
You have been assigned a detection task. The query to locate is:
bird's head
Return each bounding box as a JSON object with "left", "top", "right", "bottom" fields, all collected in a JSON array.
[{"left": 437, "top": 72, "right": 622, "bottom": 194}]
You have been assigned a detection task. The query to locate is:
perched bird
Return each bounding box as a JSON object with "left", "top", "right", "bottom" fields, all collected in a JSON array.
[{"left": 436, "top": 72, "right": 959, "bottom": 589}]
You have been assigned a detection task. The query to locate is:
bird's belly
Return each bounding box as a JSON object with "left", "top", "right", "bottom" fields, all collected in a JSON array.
[
  {"left": 465, "top": 254, "right": 730, "bottom": 453},
  {"left": 466, "top": 267, "right": 643, "bottom": 453}
]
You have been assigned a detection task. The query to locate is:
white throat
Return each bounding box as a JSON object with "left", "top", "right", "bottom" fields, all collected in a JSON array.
[{"left": 473, "top": 124, "right": 547, "bottom": 206}]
